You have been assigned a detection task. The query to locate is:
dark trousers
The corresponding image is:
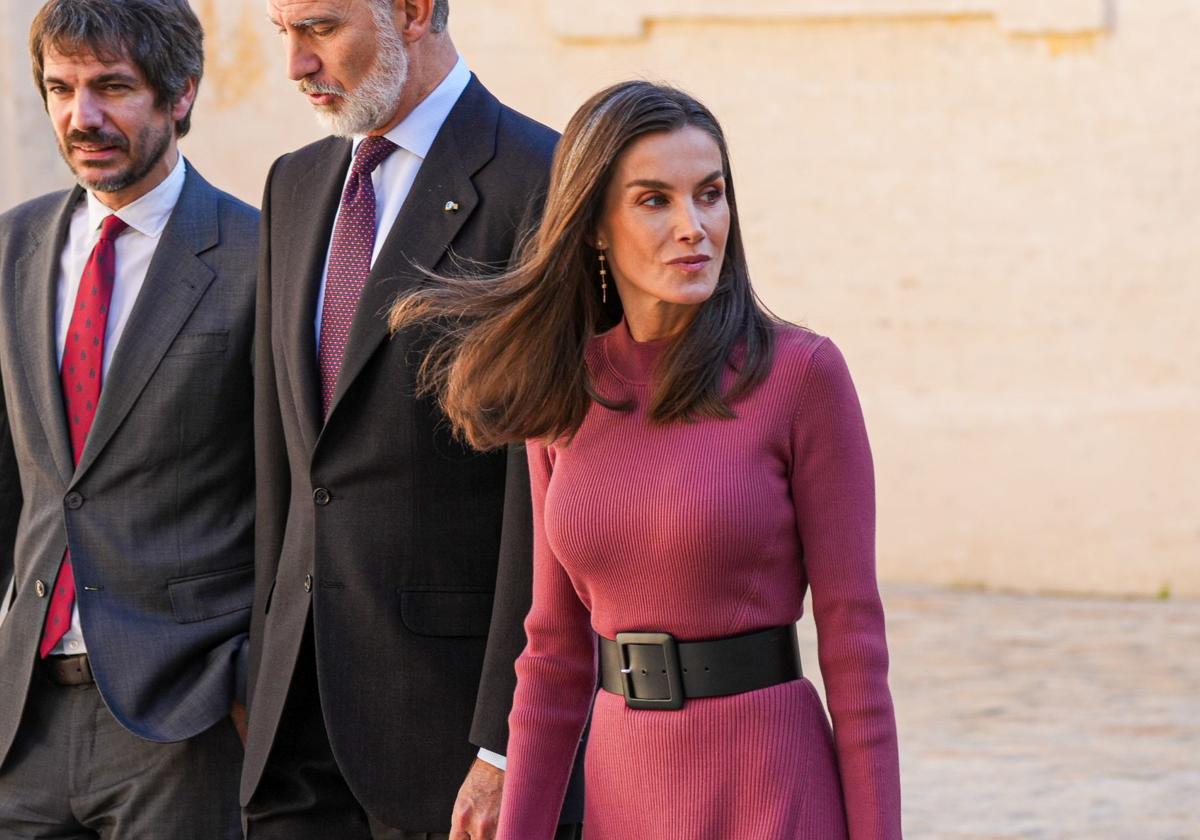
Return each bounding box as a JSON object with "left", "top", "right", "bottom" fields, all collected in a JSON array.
[
  {"left": 244, "top": 623, "right": 582, "bottom": 839},
  {"left": 0, "top": 666, "right": 242, "bottom": 839}
]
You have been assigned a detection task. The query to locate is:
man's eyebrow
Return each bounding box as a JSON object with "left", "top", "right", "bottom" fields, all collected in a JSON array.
[
  {"left": 624, "top": 170, "right": 724, "bottom": 190},
  {"left": 269, "top": 15, "right": 340, "bottom": 31},
  {"left": 92, "top": 72, "right": 139, "bottom": 85},
  {"left": 44, "top": 70, "right": 140, "bottom": 88}
]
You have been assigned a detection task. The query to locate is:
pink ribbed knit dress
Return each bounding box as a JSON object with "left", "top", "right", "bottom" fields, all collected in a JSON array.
[{"left": 498, "top": 321, "right": 902, "bottom": 839}]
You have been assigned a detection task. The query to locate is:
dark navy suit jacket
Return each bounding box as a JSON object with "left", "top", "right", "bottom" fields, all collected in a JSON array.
[{"left": 242, "top": 76, "right": 584, "bottom": 829}]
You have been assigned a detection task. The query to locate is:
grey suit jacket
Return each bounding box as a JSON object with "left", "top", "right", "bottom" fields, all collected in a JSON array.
[{"left": 0, "top": 165, "right": 259, "bottom": 764}]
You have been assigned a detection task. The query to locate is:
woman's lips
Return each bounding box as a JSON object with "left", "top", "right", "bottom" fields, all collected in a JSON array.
[{"left": 666, "top": 255, "right": 711, "bottom": 273}]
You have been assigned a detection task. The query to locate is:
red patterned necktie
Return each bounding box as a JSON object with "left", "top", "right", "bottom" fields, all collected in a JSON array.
[
  {"left": 39, "top": 213, "right": 128, "bottom": 658},
  {"left": 317, "top": 135, "right": 399, "bottom": 417}
]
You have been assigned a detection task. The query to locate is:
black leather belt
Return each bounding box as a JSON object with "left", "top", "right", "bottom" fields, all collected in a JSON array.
[
  {"left": 599, "top": 625, "right": 802, "bottom": 710},
  {"left": 41, "top": 653, "right": 95, "bottom": 686}
]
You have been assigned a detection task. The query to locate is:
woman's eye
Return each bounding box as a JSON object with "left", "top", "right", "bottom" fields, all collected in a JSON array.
[
  {"left": 641, "top": 194, "right": 667, "bottom": 207},
  {"left": 701, "top": 187, "right": 724, "bottom": 203}
]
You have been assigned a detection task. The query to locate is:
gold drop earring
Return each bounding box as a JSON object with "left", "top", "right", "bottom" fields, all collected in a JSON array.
[{"left": 597, "top": 248, "right": 608, "bottom": 304}]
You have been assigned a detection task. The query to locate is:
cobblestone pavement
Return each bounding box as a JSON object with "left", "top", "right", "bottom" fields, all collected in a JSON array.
[{"left": 796, "top": 585, "right": 1200, "bottom": 840}]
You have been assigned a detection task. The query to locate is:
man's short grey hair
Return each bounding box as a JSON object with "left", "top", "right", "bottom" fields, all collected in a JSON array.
[
  {"left": 431, "top": 0, "right": 449, "bottom": 33},
  {"left": 373, "top": 0, "right": 448, "bottom": 34}
]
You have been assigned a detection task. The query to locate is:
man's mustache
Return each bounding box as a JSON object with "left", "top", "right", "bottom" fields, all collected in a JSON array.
[
  {"left": 298, "top": 79, "right": 347, "bottom": 98},
  {"left": 63, "top": 129, "right": 127, "bottom": 151}
]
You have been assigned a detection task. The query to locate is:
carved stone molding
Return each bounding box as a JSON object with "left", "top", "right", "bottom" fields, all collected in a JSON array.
[{"left": 547, "top": 0, "right": 1110, "bottom": 40}]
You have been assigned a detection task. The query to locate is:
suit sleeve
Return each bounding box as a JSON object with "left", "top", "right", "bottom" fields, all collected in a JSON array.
[
  {"left": 247, "top": 158, "right": 292, "bottom": 711},
  {"left": 468, "top": 163, "right": 555, "bottom": 754},
  {"left": 469, "top": 442, "right": 534, "bottom": 754},
  {"left": 790, "top": 339, "right": 902, "bottom": 839},
  {"left": 0, "top": 365, "right": 21, "bottom": 603}
]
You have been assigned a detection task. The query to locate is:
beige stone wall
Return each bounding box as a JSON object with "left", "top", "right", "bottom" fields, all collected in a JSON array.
[
  {"left": 2, "top": 0, "right": 1197, "bottom": 597},
  {"left": 0, "top": 2, "right": 63, "bottom": 204}
]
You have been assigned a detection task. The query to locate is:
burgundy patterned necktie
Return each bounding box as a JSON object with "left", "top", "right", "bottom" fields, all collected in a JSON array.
[
  {"left": 317, "top": 135, "right": 399, "bottom": 417},
  {"left": 40, "top": 213, "right": 128, "bottom": 658}
]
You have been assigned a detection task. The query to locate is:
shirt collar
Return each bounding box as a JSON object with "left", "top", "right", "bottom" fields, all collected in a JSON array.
[
  {"left": 351, "top": 55, "right": 471, "bottom": 161},
  {"left": 85, "top": 153, "right": 187, "bottom": 239}
]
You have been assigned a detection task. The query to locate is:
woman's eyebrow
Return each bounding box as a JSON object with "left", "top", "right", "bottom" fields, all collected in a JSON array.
[{"left": 624, "top": 170, "right": 723, "bottom": 190}]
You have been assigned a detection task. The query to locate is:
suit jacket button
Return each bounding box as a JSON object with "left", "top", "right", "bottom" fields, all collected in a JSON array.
[
  {"left": 64, "top": 492, "right": 84, "bottom": 510},
  {"left": 313, "top": 488, "right": 331, "bottom": 506},
  {"left": 35, "top": 580, "right": 46, "bottom": 598},
  {"left": 304, "top": 574, "right": 313, "bottom": 593}
]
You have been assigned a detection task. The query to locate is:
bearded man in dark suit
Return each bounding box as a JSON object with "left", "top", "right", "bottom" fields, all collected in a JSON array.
[{"left": 243, "top": 1, "right": 582, "bottom": 837}]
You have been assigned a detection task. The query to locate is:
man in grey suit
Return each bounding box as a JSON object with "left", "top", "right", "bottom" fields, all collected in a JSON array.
[{"left": 0, "top": 1, "right": 257, "bottom": 836}]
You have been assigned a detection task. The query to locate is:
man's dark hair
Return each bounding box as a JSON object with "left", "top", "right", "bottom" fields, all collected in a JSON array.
[{"left": 29, "top": 0, "right": 204, "bottom": 137}]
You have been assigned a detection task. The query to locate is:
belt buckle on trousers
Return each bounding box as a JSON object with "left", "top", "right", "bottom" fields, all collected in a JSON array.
[{"left": 41, "top": 653, "right": 94, "bottom": 686}]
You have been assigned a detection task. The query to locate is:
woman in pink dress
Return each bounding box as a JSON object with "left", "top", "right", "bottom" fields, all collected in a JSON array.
[{"left": 391, "top": 81, "right": 901, "bottom": 839}]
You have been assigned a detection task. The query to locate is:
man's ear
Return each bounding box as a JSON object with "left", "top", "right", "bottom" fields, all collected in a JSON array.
[
  {"left": 171, "top": 77, "right": 197, "bottom": 125},
  {"left": 399, "top": 0, "right": 435, "bottom": 42}
]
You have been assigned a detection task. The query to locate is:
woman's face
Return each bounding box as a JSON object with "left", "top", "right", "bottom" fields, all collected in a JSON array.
[{"left": 594, "top": 125, "right": 730, "bottom": 340}]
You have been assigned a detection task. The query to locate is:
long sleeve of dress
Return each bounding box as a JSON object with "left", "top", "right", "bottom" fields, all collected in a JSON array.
[
  {"left": 790, "top": 339, "right": 903, "bottom": 838},
  {"left": 496, "top": 441, "right": 595, "bottom": 840}
]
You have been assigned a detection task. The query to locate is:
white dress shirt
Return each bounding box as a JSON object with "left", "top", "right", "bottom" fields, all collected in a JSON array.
[
  {"left": 50, "top": 154, "right": 188, "bottom": 656},
  {"left": 311, "top": 58, "right": 507, "bottom": 771},
  {"left": 314, "top": 56, "right": 471, "bottom": 348}
]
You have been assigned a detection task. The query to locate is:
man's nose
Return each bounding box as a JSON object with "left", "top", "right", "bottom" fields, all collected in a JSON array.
[
  {"left": 69, "top": 89, "right": 104, "bottom": 133},
  {"left": 285, "top": 35, "right": 320, "bottom": 82}
]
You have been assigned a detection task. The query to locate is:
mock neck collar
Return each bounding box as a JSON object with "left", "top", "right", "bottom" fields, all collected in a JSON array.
[{"left": 601, "top": 318, "right": 672, "bottom": 385}]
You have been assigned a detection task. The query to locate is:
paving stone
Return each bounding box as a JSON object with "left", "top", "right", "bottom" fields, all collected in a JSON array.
[{"left": 797, "top": 585, "right": 1200, "bottom": 839}]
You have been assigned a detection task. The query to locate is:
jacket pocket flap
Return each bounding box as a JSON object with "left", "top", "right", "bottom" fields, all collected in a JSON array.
[
  {"left": 168, "top": 564, "right": 254, "bottom": 623},
  {"left": 399, "top": 589, "right": 494, "bottom": 637},
  {"left": 165, "top": 330, "right": 229, "bottom": 356}
]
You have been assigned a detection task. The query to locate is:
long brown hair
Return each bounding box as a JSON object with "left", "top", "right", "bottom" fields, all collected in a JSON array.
[{"left": 389, "top": 81, "right": 779, "bottom": 450}]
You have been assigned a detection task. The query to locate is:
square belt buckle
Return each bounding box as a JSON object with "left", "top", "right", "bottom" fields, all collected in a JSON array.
[{"left": 615, "top": 632, "right": 685, "bottom": 710}]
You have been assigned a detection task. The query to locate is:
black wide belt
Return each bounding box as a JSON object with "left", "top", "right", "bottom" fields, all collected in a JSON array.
[
  {"left": 41, "top": 653, "right": 95, "bottom": 686},
  {"left": 599, "top": 625, "right": 802, "bottom": 710}
]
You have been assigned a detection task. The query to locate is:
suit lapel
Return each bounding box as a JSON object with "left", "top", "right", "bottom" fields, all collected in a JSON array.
[
  {"left": 13, "top": 189, "right": 82, "bottom": 485},
  {"left": 71, "top": 167, "right": 219, "bottom": 483},
  {"left": 283, "top": 138, "right": 350, "bottom": 452},
  {"left": 324, "top": 77, "right": 498, "bottom": 423}
]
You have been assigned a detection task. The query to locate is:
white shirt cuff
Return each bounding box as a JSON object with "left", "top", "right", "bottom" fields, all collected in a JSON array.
[{"left": 476, "top": 748, "right": 507, "bottom": 771}]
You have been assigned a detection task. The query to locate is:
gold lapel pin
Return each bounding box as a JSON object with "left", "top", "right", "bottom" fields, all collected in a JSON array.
[{"left": 444, "top": 200, "right": 460, "bottom": 213}]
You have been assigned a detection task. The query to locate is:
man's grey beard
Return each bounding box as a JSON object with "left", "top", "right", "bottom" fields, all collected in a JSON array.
[{"left": 304, "top": 11, "right": 409, "bottom": 137}]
